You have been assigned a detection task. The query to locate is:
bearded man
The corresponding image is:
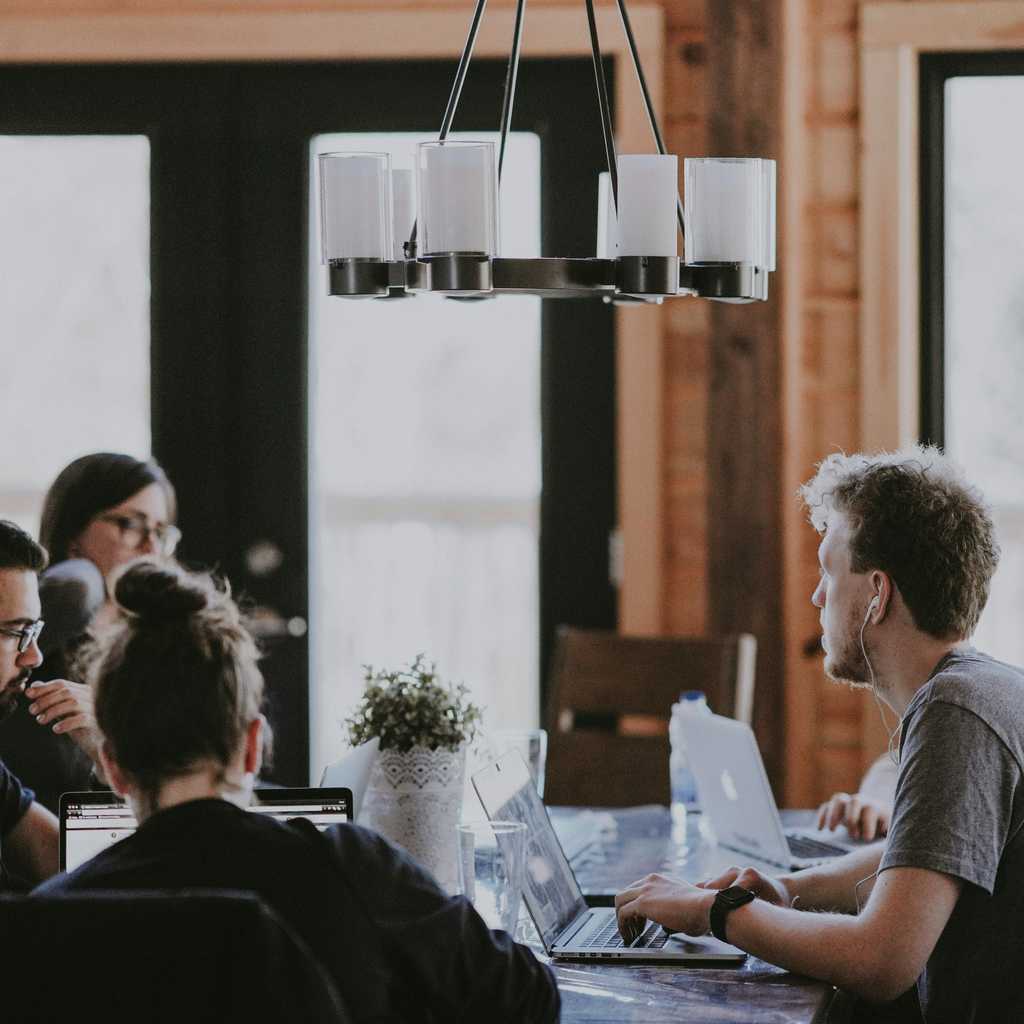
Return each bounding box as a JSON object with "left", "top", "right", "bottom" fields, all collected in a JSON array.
[
  {"left": 615, "top": 446, "right": 1024, "bottom": 1022},
  {"left": 0, "top": 519, "right": 97, "bottom": 889}
]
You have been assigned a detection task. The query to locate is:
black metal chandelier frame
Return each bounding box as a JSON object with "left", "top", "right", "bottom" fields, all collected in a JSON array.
[{"left": 327, "top": 0, "right": 771, "bottom": 303}]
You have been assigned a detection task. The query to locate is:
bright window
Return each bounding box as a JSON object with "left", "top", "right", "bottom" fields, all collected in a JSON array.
[
  {"left": 0, "top": 135, "right": 151, "bottom": 535},
  {"left": 308, "top": 132, "right": 542, "bottom": 775},
  {"left": 944, "top": 77, "right": 1024, "bottom": 666}
]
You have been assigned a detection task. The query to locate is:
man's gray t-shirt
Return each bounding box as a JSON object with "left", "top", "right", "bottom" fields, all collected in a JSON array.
[{"left": 879, "top": 648, "right": 1024, "bottom": 1023}]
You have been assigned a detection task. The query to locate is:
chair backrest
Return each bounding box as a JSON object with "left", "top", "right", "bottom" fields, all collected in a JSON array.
[
  {"left": 0, "top": 889, "right": 350, "bottom": 1024},
  {"left": 543, "top": 627, "right": 757, "bottom": 807}
]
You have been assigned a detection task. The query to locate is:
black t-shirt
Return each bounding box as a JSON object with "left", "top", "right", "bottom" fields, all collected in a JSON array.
[
  {"left": 35, "top": 798, "right": 559, "bottom": 1023},
  {"left": 0, "top": 757, "right": 35, "bottom": 890}
]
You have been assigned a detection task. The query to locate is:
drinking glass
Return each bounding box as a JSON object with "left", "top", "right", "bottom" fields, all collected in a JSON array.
[
  {"left": 456, "top": 820, "right": 527, "bottom": 933},
  {"left": 489, "top": 728, "right": 547, "bottom": 798}
]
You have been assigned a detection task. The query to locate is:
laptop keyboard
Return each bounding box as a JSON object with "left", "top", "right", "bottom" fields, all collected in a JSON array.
[
  {"left": 585, "top": 917, "right": 669, "bottom": 950},
  {"left": 786, "top": 833, "right": 848, "bottom": 860}
]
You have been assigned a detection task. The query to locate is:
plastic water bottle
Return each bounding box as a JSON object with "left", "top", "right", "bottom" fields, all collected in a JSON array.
[{"left": 669, "top": 690, "right": 711, "bottom": 829}]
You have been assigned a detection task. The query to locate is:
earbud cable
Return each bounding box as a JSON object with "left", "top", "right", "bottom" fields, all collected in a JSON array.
[{"left": 859, "top": 603, "right": 902, "bottom": 765}]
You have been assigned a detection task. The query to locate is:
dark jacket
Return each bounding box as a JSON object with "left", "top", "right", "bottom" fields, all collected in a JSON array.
[{"left": 36, "top": 798, "right": 560, "bottom": 1023}]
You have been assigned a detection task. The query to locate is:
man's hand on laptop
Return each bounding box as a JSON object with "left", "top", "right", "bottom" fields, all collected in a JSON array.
[
  {"left": 615, "top": 873, "right": 717, "bottom": 942},
  {"left": 25, "top": 679, "right": 100, "bottom": 763},
  {"left": 816, "top": 791, "right": 892, "bottom": 841},
  {"left": 695, "top": 866, "right": 793, "bottom": 907}
]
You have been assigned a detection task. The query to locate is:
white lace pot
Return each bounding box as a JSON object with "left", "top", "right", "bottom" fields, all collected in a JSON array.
[{"left": 359, "top": 743, "right": 466, "bottom": 892}]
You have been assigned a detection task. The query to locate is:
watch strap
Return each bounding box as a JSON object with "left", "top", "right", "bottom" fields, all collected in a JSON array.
[{"left": 709, "top": 885, "right": 756, "bottom": 943}]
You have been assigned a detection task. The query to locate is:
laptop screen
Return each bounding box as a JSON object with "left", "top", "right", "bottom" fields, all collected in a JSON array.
[
  {"left": 472, "top": 751, "right": 587, "bottom": 950},
  {"left": 60, "top": 787, "right": 353, "bottom": 872}
]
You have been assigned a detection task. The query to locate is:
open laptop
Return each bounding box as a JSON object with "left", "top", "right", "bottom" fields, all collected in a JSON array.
[
  {"left": 677, "top": 712, "right": 863, "bottom": 870},
  {"left": 318, "top": 737, "right": 379, "bottom": 821},
  {"left": 472, "top": 751, "right": 745, "bottom": 964},
  {"left": 59, "top": 787, "right": 353, "bottom": 872}
]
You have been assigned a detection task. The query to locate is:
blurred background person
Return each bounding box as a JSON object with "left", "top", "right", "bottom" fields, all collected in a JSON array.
[
  {"left": 817, "top": 751, "right": 899, "bottom": 841},
  {"left": 0, "top": 453, "right": 178, "bottom": 811}
]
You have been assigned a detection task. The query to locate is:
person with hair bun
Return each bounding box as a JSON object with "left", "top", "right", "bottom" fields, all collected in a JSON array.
[
  {"left": 0, "top": 452, "right": 178, "bottom": 812},
  {"left": 36, "top": 560, "right": 559, "bottom": 1024}
]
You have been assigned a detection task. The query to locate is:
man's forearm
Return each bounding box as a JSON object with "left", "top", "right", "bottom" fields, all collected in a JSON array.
[
  {"left": 780, "top": 841, "right": 885, "bottom": 914},
  {"left": 723, "top": 897, "right": 898, "bottom": 1001}
]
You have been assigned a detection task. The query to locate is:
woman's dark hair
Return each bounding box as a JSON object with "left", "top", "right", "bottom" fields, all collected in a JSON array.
[
  {"left": 78, "top": 560, "right": 265, "bottom": 808},
  {"left": 39, "top": 453, "right": 177, "bottom": 565}
]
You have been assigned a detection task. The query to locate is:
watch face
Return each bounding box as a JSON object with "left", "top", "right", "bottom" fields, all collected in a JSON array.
[{"left": 720, "top": 885, "right": 757, "bottom": 908}]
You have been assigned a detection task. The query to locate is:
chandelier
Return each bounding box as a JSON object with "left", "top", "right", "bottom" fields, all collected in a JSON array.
[{"left": 317, "top": 0, "right": 776, "bottom": 303}]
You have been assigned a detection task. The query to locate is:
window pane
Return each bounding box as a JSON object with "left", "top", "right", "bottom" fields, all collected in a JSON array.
[
  {"left": 945, "top": 77, "right": 1024, "bottom": 665},
  {"left": 309, "top": 132, "right": 541, "bottom": 776},
  {"left": 0, "top": 135, "right": 151, "bottom": 534}
]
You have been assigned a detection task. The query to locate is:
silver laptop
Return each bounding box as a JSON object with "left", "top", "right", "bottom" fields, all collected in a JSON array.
[
  {"left": 472, "top": 751, "right": 746, "bottom": 963},
  {"left": 59, "top": 787, "right": 353, "bottom": 872},
  {"left": 677, "top": 712, "right": 862, "bottom": 870}
]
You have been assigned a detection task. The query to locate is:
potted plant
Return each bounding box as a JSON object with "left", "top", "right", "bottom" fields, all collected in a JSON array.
[{"left": 346, "top": 655, "right": 481, "bottom": 891}]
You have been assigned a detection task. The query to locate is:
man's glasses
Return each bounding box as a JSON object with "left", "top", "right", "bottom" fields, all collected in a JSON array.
[
  {"left": 0, "top": 620, "right": 44, "bottom": 653},
  {"left": 98, "top": 514, "right": 182, "bottom": 556}
]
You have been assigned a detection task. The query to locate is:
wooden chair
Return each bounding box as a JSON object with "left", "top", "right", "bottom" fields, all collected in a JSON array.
[{"left": 543, "top": 627, "right": 757, "bottom": 807}]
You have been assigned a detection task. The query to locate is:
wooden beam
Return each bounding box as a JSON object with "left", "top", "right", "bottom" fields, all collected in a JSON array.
[
  {"left": 706, "top": 0, "right": 785, "bottom": 791},
  {"left": 863, "top": 2, "right": 1024, "bottom": 50},
  {"left": 0, "top": 6, "right": 661, "bottom": 64},
  {"left": 780, "top": 0, "right": 816, "bottom": 807},
  {"left": 859, "top": 43, "right": 919, "bottom": 455}
]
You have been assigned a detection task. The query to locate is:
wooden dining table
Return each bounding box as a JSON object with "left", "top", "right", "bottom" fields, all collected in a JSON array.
[{"left": 545, "top": 805, "right": 832, "bottom": 1023}]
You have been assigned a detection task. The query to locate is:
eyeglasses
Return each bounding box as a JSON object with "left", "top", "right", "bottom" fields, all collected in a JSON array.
[
  {"left": 98, "top": 514, "right": 182, "bottom": 556},
  {"left": 0, "top": 620, "right": 44, "bottom": 654}
]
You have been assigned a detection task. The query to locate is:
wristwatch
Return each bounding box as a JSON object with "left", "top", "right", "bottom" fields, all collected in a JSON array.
[{"left": 710, "top": 885, "right": 756, "bottom": 942}]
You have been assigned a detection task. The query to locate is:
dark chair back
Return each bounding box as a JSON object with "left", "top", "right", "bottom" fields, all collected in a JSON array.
[
  {"left": 0, "top": 889, "right": 350, "bottom": 1023},
  {"left": 544, "top": 627, "right": 757, "bottom": 806}
]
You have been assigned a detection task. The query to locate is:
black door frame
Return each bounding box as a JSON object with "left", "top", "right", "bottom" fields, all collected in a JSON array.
[
  {"left": 919, "top": 51, "right": 1024, "bottom": 447},
  {"left": 1, "top": 57, "right": 617, "bottom": 783}
]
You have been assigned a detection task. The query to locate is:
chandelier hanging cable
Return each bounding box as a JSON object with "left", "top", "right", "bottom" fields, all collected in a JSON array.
[{"left": 317, "top": 0, "right": 776, "bottom": 302}]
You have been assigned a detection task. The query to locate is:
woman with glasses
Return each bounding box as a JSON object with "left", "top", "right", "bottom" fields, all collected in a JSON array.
[{"left": 0, "top": 453, "right": 178, "bottom": 812}]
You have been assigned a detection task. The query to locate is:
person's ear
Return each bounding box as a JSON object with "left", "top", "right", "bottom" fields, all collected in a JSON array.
[
  {"left": 243, "top": 716, "right": 265, "bottom": 776},
  {"left": 868, "top": 571, "right": 893, "bottom": 621},
  {"left": 98, "top": 740, "right": 130, "bottom": 798}
]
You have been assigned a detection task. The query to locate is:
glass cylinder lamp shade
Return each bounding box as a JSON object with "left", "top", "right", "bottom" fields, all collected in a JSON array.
[
  {"left": 416, "top": 141, "right": 498, "bottom": 257},
  {"left": 596, "top": 171, "right": 618, "bottom": 259},
  {"left": 392, "top": 168, "right": 415, "bottom": 261},
  {"left": 616, "top": 154, "right": 678, "bottom": 258},
  {"left": 683, "top": 157, "right": 776, "bottom": 269},
  {"left": 318, "top": 152, "right": 393, "bottom": 263}
]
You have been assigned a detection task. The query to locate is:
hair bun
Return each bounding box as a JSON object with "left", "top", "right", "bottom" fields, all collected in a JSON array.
[{"left": 114, "top": 560, "right": 209, "bottom": 621}]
